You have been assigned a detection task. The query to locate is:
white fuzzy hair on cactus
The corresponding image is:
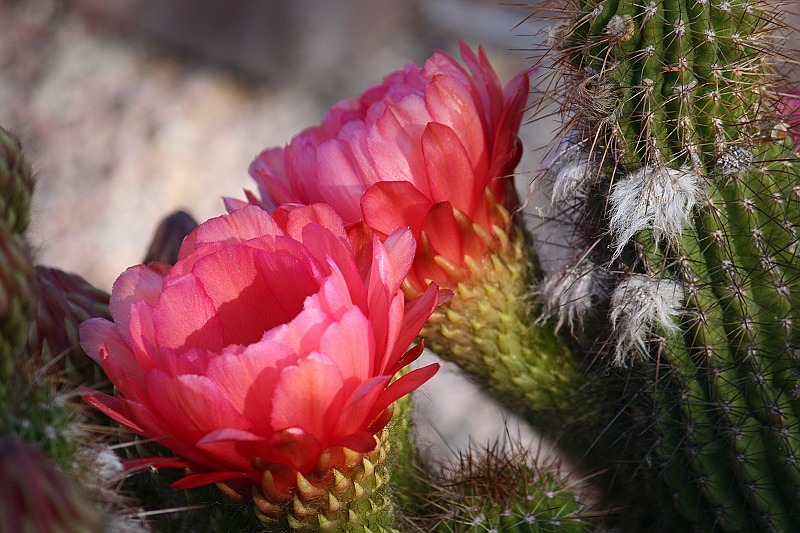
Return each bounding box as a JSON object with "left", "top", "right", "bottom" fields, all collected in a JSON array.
[
  {"left": 610, "top": 274, "right": 684, "bottom": 366},
  {"left": 609, "top": 166, "right": 701, "bottom": 259},
  {"left": 540, "top": 259, "right": 606, "bottom": 333}
]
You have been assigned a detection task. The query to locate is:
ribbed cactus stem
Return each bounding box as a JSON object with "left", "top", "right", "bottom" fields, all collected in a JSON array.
[
  {"left": 0, "top": 127, "right": 35, "bottom": 431},
  {"left": 540, "top": 1, "right": 800, "bottom": 529},
  {"left": 0, "top": 126, "right": 34, "bottom": 235}
]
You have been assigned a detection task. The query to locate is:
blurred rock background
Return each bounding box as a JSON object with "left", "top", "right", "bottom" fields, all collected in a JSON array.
[{"left": 0, "top": 0, "right": 564, "bottom": 465}]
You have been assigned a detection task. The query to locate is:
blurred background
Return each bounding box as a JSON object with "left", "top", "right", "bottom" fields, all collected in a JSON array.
[{"left": 0, "top": 0, "right": 576, "bottom": 465}]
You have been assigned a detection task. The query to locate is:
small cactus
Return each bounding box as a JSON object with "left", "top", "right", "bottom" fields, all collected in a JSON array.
[{"left": 411, "top": 439, "right": 591, "bottom": 532}]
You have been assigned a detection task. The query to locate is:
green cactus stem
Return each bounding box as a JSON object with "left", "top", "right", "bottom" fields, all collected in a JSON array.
[
  {"left": 421, "top": 219, "right": 587, "bottom": 430},
  {"left": 0, "top": 126, "right": 34, "bottom": 235},
  {"left": 536, "top": 1, "right": 800, "bottom": 530},
  {"left": 0, "top": 126, "right": 36, "bottom": 432}
]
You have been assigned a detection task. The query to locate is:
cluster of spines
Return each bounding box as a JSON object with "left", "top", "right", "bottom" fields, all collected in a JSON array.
[
  {"left": 411, "top": 439, "right": 590, "bottom": 532},
  {"left": 534, "top": 0, "right": 800, "bottom": 530}
]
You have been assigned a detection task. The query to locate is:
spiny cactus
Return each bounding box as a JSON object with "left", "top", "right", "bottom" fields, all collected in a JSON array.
[
  {"left": 409, "top": 438, "right": 592, "bottom": 532},
  {"left": 0, "top": 126, "right": 36, "bottom": 429},
  {"left": 535, "top": 0, "right": 800, "bottom": 530}
]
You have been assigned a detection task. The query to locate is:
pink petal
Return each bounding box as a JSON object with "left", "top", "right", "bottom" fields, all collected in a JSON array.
[
  {"left": 205, "top": 340, "right": 296, "bottom": 426},
  {"left": 425, "top": 74, "right": 487, "bottom": 174},
  {"left": 333, "top": 431, "right": 380, "bottom": 452},
  {"left": 313, "top": 139, "right": 369, "bottom": 222},
  {"left": 420, "top": 202, "right": 464, "bottom": 267},
  {"left": 124, "top": 457, "right": 189, "bottom": 473},
  {"left": 266, "top": 427, "right": 323, "bottom": 473},
  {"left": 79, "top": 318, "right": 122, "bottom": 364},
  {"left": 422, "top": 122, "right": 479, "bottom": 214},
  {"left": 180, "top": 206, "right": 282, "bottom": 258},
  {"left": 458, "top": 42, "right": 503, "bottom": 126},
  {"left": 283, "top": 203, "right": 348, "bottom": 242},
  {"left": 151, "top": 274, "right": 224, "bottom": 353},
  {"left": 292, "top": 222, "right": 362, "bottom": 296},
  {"left": 192, "top": 245, "right": 318, "bottom": 346},
  {"left": 368, "top": 100, "right": 428, "bottom": 189},
  {"left": 126, "top": 300, "right": 160, "bottom": 371},
  {"left": 361, "top": 181, "right": 432, "bottom": 237},
  {"left": 270, "top": 354, "right": 345, "bottom": 442},
  {"left": 121, "top": 398, "right": 225, "bottom": 470},
  {"left": 96, "top": 341, "right": 146, "bottom": 399},
  {"left": 377, "top": 295, "right": 405, "bottom": 374},
  {"left": 488, "top": 74, "right": 528, "bottom": 179},
  {"left": 198, "top": 428, "right": 263, "bottom": 445},
  {"left": 368, "top": 364, "right": 439, "bottom": 423},
  {"left": 337, "top": 121, "right": 381, "bottom": 185},
  {"left": 109, "top": 264, "right": 166, "bottom": 340},
  {"left": 223, "top": 196, "right": 251, "bottom": 213},
  {"left": 393, "top": 342, "right": 425, "bottom": 372},
  {"left": 81, "top": 389, "right": 144, "bottom": 434},
  {"left": 172, "top": 471, "right": 252, "bottom": 489},
  {"left": 145, "top": 371, "right": 251, "bottom": 439},
  {"left": 264, "top": 306, "right": 332, "bottom": 356},
  {"left": 393, "top": 283, "right": 440, "bottom": 362},
  {"left": 195, "top": 429, "right": 267, "bottom": 474},
  {"left": 382, "top": 228, "right": 416, "bottom": 289},
  {"left": 318, "top": 306, "right": 373, "bottom": 382},
  {"left": 330, "top": 375, "right": 389, "bottom": 439}
]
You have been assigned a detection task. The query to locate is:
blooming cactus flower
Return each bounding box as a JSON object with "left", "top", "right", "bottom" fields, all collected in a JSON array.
[
  {"left": 236, "top": 42, "right": 530, "bottom": 296},
  {"left": 79, "top": 204, "right": 442, "bottom": 509}
]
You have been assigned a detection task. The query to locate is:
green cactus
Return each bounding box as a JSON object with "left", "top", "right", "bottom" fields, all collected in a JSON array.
[
  {"left": 0, "top": 126, "right": 37, "bottom": 430},
  {"left": 409, "top": 438, "right": 591, "bottom": 532},
  {"left": 535, "top": 0, "right": 800, "bottom": 530}
]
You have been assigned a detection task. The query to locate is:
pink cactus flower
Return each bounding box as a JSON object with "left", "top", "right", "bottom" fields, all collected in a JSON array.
[
  {"left": 79, "top": 204, "right": 442, "bottom": 494},
  {"left": 236, "top": 43, "right": 530, "bottom": 296}
]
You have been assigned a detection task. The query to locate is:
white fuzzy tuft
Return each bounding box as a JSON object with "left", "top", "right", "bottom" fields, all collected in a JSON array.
[
  {"left": 610, "top": 274, "right": 684, "bottom": 366},
  {"left": 540, "top": 259, "right": 607, "bottom": 333},
  {"left": 90, "top": 447, "right": 125, "bottom": 484},
  {"left": 609, "top": 166, "right": 701, "bottom": 259},
  {"left": 552, "top": 159, "right": 590, "bottom": 204},
  {"left": 542, "top": 139, "right": 591, "bottom": 204}
]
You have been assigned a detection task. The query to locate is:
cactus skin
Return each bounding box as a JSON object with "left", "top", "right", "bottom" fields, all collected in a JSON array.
[{"left": 537, "top": 1, "right": 800, "bottom": 530}]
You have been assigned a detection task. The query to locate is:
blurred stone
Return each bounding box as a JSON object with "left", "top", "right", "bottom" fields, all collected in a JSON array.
[{"left": 70, "top": 0, "right": 416, "bottom": 83}]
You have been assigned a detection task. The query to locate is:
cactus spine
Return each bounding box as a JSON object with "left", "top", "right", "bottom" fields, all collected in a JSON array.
[
  {"left": 412, "top": 439, "right": 591, "bottom": 533},
  {"left": 539, "top": 0, "right": 800, "bottom": 530}
]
